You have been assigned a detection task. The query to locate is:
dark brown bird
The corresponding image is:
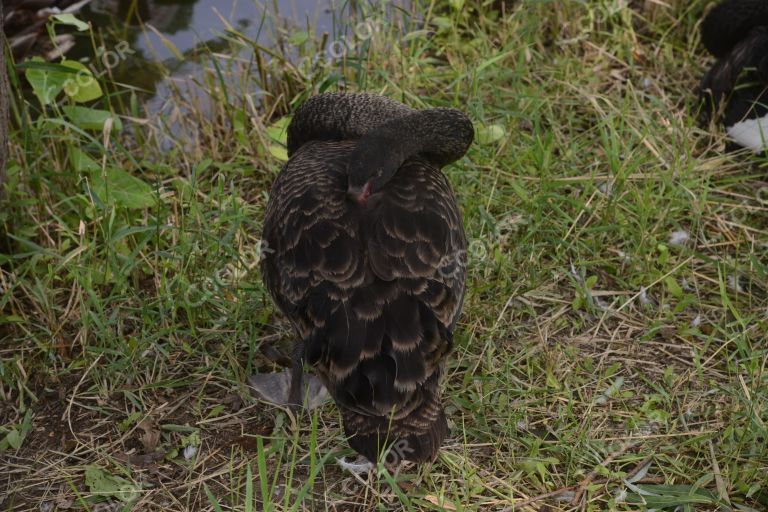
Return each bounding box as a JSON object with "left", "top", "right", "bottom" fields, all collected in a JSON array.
[
  {"left": 699, "top": 0, "right": 768, "bottom": 153},
  {"left": 249, "top": 93, "right": 473, "bottom": 464}
]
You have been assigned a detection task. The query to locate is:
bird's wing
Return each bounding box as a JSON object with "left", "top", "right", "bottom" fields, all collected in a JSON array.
[
  {"left": 262, "top": 147, "right": 466, "bottom": 407},
  {"left": 261, "top": 140, "right": 365, "bottom": 337},
  {"left": 324, "top": 158, "right": 466, "bottom": 419}
]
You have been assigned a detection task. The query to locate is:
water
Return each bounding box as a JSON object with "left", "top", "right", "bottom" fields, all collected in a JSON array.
[
  {"left": 75, "top": 0, "right": 345, "bottom": 64},
  {"left": 65, "top": 0, "right": 410, "bottom": 108},
  {"left": 51, "top": 0, "right": 413, "bottom": 148}
]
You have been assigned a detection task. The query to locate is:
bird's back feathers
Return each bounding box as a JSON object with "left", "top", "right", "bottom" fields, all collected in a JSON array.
[{"left": 261, "top": 93, "right": 472, "bottom": 463}]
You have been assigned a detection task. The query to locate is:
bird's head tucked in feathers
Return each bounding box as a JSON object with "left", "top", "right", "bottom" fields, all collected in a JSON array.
[
  {"left": 346, "top": 135, "right": 406, "bottom": 205},
  {"left": 344, "top": 107, "right": 473, "bottom": 205}
]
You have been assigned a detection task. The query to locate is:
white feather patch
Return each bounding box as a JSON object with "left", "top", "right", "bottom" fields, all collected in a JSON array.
[
  {"left": 336, "top": 456, "right": 374, "bottom": 474},
  {"left": 726, "top": 113, "right": 768, "bottom": 153},
  {"left": 668, "top": 230, "right": 690, "bottom": 247},
  {"left": 183, "top": 445, "right": 198, "bottom": 460}
]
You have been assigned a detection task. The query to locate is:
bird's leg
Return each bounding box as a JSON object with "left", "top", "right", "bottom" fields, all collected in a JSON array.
[{"left": 287, "top": 339, "right": 305, "bottom": 411}]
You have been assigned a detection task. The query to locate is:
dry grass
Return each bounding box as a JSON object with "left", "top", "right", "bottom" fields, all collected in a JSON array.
[{"left": 1, "top": 0, "right": 767, "bottom": 510}]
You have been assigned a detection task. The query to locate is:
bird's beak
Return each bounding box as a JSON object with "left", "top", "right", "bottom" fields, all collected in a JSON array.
[{"left": 347, "top": 182, "right": 372, "bottom": 205}]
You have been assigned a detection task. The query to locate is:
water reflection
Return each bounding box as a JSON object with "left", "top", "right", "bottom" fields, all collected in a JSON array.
[
  {"left": 88, "top": 0, "right": 195, "bottom": 34},
  {"left": 9, "top": 0, "right": 413, "bottom": 146},
  {"left": 60, "top": 1, "right": 395, "bottom": 109},
  {"left": 9, "top": 0, "right": 413, "bottom": 101}
]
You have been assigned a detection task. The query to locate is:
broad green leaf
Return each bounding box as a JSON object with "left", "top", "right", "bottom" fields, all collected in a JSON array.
[
  {"left": 476, "top": 124, "right": 506, "bottom": 145},
  {"left": 63, "top": 106, "right": 122, "bottom": 131},
  {"left": 509, "top": 180, "right": 530, "bottom": 202},
  {"left": 25, "top": 57, "right": 70, "bottom": 105},
  {"left": 194, "top": 158, "right": 213, "bottom": 176},
  {"left": 545, "top": 370, "right": 560, "bottom": 390},
  {"left": 518, "top": 457, "right": 559, "bottom": 481},
  {"left": 0, "top": 410, "right": 33, "bottom": 451},
  {"left": 268, "top": 144, "right": 288, "bottom": 161},
  {"left": 625, "top": 484, "right": 720, "bottom": 508},
  {"left": 265, "top": 116, "right": 290, "bottom": 161},
  {"left": 181, "top": 431, "right": 201, "bottom": 448},
  {"left": 5, "top": 429, "right": 21, "bottom": 450},
  {"left": 70, "top": 147, "right": 101, "bottom": 172},
  {"left": 90, "top": 168, "right": 156, "bottom": 209},
  {"left": 665, "top": 276, "right": 683, "bottom": 299},
  {"left": 204, "top": 484, "right": 225, "bottom": 512},
  {"left": 233, "top": 109, "right": 249, "bottom": 147},
  {"left": 61, "top": 60, "right": 103, "bottom": 102},
  {"left": 431, "top": 17, "right": 453, "bottom": 30},
  {"left": 117, "top": 411, "right": 143, "bottom": 433},
  {"left": 84, "top": 465, "right": 139, "bottom": 503},
  {"left": 657, "top": 243, "right": 669, "bottom": 265},
  {"left": 52, "top": 13, "right": 90, "bottom": 31},
  {"left": 746, "top": 483, "right": 761, "bottom": 498},
  {"left": 205, "top": 405, "right": 226, "bottom": 419},
  {"left": 18, "top": 411, "right": 33, "bottom": 444},
  {"left": 266, "top": 116, "right": 290, "bottom": 144}
]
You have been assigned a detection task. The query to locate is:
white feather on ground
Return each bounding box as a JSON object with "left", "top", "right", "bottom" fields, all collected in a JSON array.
[
  {"left": 668, "top": 229, "right": 690, "bottom": 247},
  {"left": 726, "top": 114, "right": 768, "bottom": 153},
  {"left": 336, "top": 456, "right": 374, "bottom": 474}
]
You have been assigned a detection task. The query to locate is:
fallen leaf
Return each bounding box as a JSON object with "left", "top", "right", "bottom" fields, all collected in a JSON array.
[
  {"left": 138, "top": 419, "right": 160, "bottom": 453},
  {"left": 55, "top": 494, "right": 74, "bottom": 509},
  {"left": 84, "top": 465, "right": 139, "bottom": 503},
  {"left": 476, "top": 123, "right": 506, "bottom": 145},
  {"left": 223, "top": 393, "right": 244, "bottom": 412},
  {"left": 423, "top": 495, "right": 457, "bottom": 510}
]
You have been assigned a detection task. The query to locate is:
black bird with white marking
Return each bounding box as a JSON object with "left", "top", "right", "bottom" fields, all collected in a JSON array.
[{"left": 700, "top": 0, "right": 768, "bottom": 153}]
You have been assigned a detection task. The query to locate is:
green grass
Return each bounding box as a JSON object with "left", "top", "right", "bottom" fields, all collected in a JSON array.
[{"left": 1, "top": 0, "right": 767, "bottom": 510}]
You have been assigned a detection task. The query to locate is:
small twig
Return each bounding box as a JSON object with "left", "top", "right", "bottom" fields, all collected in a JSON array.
[
  {"left": 625, "top": 454, "right": 654, "bottom": 481},
  {"left": 508, "top": 486, "right": 575, "bottom": 510},
  {"left": 709, "top": 440, "right": 731, "bottom": 507},
  {"left": 570, "top": 440, "right": 639, "bottom": 506},
  {"left": 505, "top": 476, "right": 664, "bottom": 510},
  {"left": 63, "top": 353, "right": 104, "bottom": 443}
]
